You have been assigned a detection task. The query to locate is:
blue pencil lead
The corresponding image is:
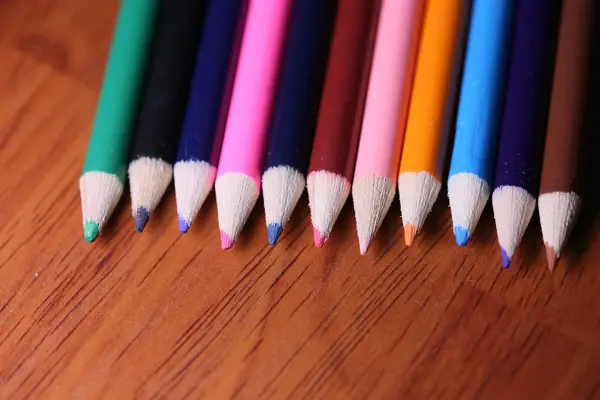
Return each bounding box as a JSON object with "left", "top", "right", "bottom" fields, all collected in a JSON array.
[
  {"left": 267, "top": 223, "right": 283, "bottom": 245},
  {"left": 178, "top": 216, "right": 190, "bottom": 234},
  {"left": 454, "top": 226, "right": 471, "bottom": 247},
  {"left": 500, "top": 247, "right": 511, "bottom": 269}
]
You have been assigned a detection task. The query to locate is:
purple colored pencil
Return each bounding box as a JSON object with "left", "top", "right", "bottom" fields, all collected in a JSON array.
[{"left": 492, "top": 0, "right": 560, "bottom": 268}]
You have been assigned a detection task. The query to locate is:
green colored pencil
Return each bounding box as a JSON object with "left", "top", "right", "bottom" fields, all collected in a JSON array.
[{"left": 80, "top": 0, "right": 160, "bottom": 243}]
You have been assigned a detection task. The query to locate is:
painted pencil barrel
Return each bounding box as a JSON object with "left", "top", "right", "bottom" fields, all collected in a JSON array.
[
  {"left": 130, "top": 0, "right": 207, "bottom": 164},
  {"left": 217, "top": 0, "right": 293, "bottom": 188},
  {"left": 398, "top": 0, "right": 466, "bottom": 179},
  {"left": 176, "top": 0, "right": 246, "bottom": 168},
  {"left": 493, "top": 0, "right": 560, "bottom": 193},
  {"left": 308, "top": 0, "right": 380, "bottom": 180},
  {"left": 540, "top": 0, "right": 594, "bottom": 196},
  {"left": 353, "top": 0, "right": 422, "bottom": 183},
  {"left": 82, "top": 0, "right": 160, "bottom": 181},
  {"left": 448, "top": 0, "right": 515, "bottom": 183},
  {"left": 263, "top": 0, "right": 335, "bottom": 174}
]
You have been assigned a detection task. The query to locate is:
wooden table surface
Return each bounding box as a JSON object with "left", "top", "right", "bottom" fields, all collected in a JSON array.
[{"left": 2, "top": 1, "right": 600, "bottom": 399}]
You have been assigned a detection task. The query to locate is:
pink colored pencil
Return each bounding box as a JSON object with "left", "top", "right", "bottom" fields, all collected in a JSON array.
[
  {"left": 352, "top": 0, "right": 423, "bottom": 254},
  {"left": 215, "top": 0, "right": 293, "bottom": 249}
]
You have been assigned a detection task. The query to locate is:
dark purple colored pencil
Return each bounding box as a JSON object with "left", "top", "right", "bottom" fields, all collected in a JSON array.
[{"left": 491, "top": 0, "right": 560, "bottom": 268}]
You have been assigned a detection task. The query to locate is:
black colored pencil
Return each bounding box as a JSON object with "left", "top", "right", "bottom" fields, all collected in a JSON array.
[{"left": 128, "top": 0, "right": 206, "bottom": 232}]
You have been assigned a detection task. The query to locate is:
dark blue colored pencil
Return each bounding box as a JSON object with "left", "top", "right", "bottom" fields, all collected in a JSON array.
[
  {"left": 492, "top": 0, "right": 560, "bottom": 268},
  {"left": 261, "top": 0, "right": 336, "bottom": 245},
  {"left": 173, "top": 0, "right": 246, "bottom": 233}
]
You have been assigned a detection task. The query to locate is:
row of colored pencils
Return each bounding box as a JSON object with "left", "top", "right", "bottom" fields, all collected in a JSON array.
[{"left": 80, "top": 0, "right": 596, "bottom": 271}]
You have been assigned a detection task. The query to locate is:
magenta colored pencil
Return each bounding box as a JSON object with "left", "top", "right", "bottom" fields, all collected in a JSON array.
[{"left": 215, "top": 0, "right": 293, "bottom": 249}]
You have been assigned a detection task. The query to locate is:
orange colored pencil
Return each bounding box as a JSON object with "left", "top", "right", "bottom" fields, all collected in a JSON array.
[{"left": 397, "top": 0, "right": 470, "bottom": 245}]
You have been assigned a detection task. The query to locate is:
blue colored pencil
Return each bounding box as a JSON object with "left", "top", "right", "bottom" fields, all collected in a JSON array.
[
  {"left": 261, "top": 0, "right": 336, "bottom": 245},
  {"left": 492, "top": 0, "right": 560, "bottom": 268},
  {"left": 447, "top": 0, "right": 516, "bottom": 247},
  {"left": 174, "top": 0, "right": 246, "bottom": 233}
]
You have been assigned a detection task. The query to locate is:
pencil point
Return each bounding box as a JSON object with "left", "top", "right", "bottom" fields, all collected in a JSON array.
[
  {"left": 453, "top": 226, "right": 470, "bottom": 247},
  {"left": 178, "top": 216, "right": 190, "bottom": 234},
  {"left": 267, "top": 223, "right": 283, "bottom": 245},
  {"left": 545, "top": 246, "right": 557, "bottom": 272},
  {"left": 220, "top": 231, "right": 233, "bottom": 250},
  {"left": 358, "top": 236, "right": 371, "bottom": 255},
  {"left": 134, "top": 208, "right": 150, "bottom": 233},
  {"left": 83, "top": 221, "right": 100, "bottom": 243},
  {"left": 500, "top": 247, "right": 511, "bottom": 269},
  {"left": 404, "top": 225, "right": 416, "bottom": 246},
  {"left": 313, "top": 227, "right": 325, "bottom": 248}
]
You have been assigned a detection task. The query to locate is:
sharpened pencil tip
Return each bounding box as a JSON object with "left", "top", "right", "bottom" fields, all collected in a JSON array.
[
  {"left": 83, "top": 221, "right": 100, "bottom": 243},
  {"left": 220, "top": 231, "right": 233, "bottom": 250},
  {"left": 545, "top": 246, "right": 558, "bottom": 272},
  {"left": 404, "top": 225, "right": 416, "bottom": 247},
  {"left": 500, "top": 247, "right": 511, "bottom": 269},
  {"left": 267, "top": 223, "right": 283, "bottom": 246},
  {"left": 358, "top": 236, "right": 371, "bottom": 255},
  {"left": 178, "top": 217, "right": 190, "bottom": 234},
  {"left": 133, "top": 208, "right": 150, "bottom": 233},
  {"left": 453, "top": 226, "right": 470, "bottom": 247},
  {"left": 313, "top": 227, "right": 325, "bottom": 248}
]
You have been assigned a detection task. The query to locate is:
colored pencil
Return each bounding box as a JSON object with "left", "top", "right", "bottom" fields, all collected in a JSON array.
[
  {"left": 174, "top": 0, "right": 247, "bottom": 234},
  {"left": 352, "top": 0, "right": 423, "bottom": 255},
  {"left": 447, "top": 0, "right": 515, "bottom": 247},
  {"left": 80, "top": 0, "right": 160, "bottom": 243},
  {"left": 538, "top": 0, "right": 595, "bottom": 271},
  {"left": 307, "top": 0, "right": 380, "bottom": 248},
  {"left": 397, "top": 0, "right": 470, "bottom": 246},
  {"left": 215, "top": 0, "right": 293, "bottom": 249},
  {"left": 492, "top": 0, "right": 560, "bottom": 268},
  {"left": 262, "top": 0, "right": 336, "bottom": 245},
  {"left": 128, "top": 0, "right": 207, "bottom": 232}
]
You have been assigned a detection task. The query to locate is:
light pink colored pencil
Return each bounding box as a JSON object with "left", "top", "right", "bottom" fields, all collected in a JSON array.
[
  {"left": 215, "top": 0, "right": 293, "bottom": 249},
  {"left": 352, "top": 0, "right": 423, "bottom": 254}
]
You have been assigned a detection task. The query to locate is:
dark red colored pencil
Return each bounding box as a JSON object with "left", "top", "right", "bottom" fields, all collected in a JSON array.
[{"left": 307, "top": 0, "right": 380, "bottom": 247}]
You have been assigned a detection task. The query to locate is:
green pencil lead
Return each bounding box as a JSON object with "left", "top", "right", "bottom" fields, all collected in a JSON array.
[{"left": 83, "top": 221, "right": 100, "bottom": 243}]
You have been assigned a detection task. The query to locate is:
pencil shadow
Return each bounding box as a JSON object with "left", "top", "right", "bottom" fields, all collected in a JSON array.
[
  {"left": 517, "top": 209, "right": 543, "bottom": 271},
  {"left": 100, "top": 183, "right": 131, "bottom": 240},
  {"left": 278, "top": 192, "right": 310, "bottom": 245},
  {"left": 235, "top": 193, "right": 266, "bottom": 248},
  {"left": 145, "top": 183, "right": 175, "bottom": 233},
  {"left": 328, "top": 197, "right": 356, "bottom": 253},
  {"left": 563, "top": 6, "right": 600, "bottom": 268},
  {"left": 371, "top": 192, "right": 402, "bottom": 255},
  {"left": 419, "top": 194, "right": 451, "bottom": 247}
]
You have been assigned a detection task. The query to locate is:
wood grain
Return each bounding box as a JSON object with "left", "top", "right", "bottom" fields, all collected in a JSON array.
[{"left": 1, "top": 1, "right": 600, "bottom": 398}]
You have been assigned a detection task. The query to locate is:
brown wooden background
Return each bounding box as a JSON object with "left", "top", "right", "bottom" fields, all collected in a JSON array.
[{"left": 1, "top": 0, "right": 600, "bottom": 398}]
